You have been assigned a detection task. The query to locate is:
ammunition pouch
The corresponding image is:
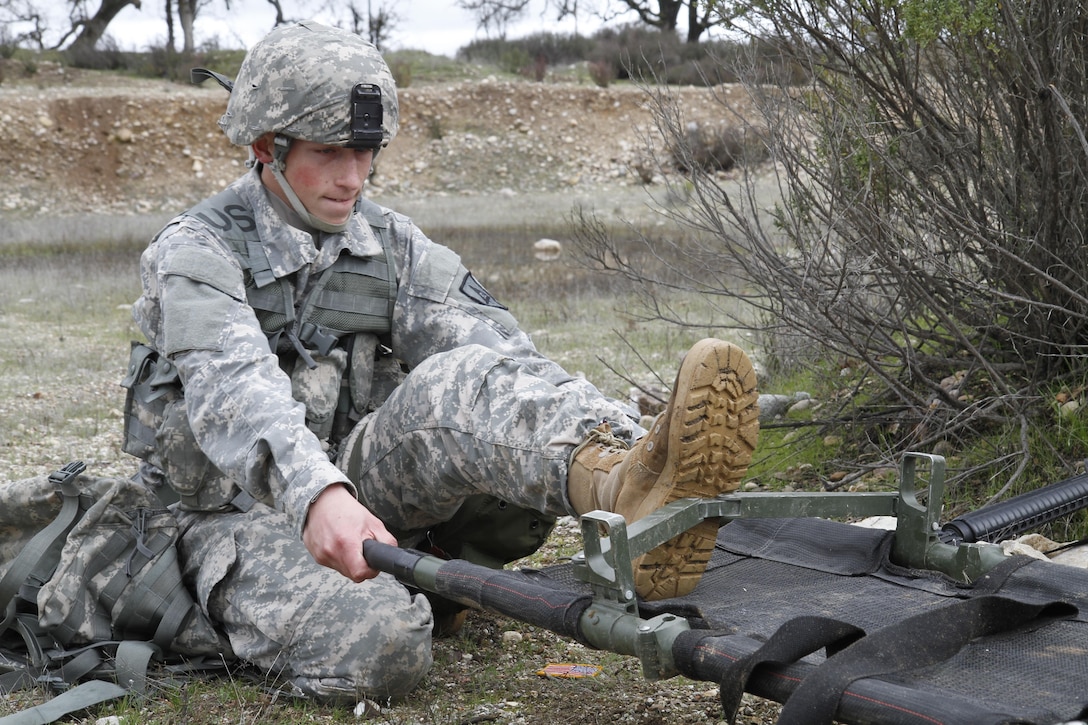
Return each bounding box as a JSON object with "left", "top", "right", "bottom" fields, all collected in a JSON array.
[
  {"left": 120, "top": 342, "right": 181, "bottom": 464},
  {"left": 291, "top": 347, "right": 348, "bottom": 442},
  {"left": 120, "top": 343, "right": 239, "bottom": 512}
]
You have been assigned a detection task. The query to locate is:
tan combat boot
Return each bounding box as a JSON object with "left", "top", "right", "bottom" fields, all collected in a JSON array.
[{"left": 567, "top": 338, "right": 759, "bottom": 601}]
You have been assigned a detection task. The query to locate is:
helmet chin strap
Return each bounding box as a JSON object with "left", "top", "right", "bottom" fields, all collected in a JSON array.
[{"left": 268, "top": 134, "right": 351, "bottom": 234}]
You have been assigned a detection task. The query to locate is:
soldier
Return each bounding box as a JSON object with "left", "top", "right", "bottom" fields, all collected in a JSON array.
[{"left": 128, "top": 21, "right": 759, "bottom": 704}]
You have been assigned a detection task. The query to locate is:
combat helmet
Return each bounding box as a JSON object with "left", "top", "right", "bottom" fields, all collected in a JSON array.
[{"left": 219, "top": 20, "right": 398, "bottom": 149}]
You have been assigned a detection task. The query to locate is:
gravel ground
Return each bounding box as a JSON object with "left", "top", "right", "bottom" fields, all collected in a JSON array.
[{"left": 0, "top": 57, "right": 757, "bottom": 220}]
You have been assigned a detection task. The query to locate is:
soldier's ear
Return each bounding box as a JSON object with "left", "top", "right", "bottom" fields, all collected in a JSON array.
[{"left": 251, "top": 133, "right": 276, "bottom": 164}]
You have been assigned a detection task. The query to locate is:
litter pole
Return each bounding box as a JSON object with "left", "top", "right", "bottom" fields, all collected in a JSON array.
[
  {"left": 362, "top": 540, "right": 594, "bottom": 642},
  {"left": 362, "top": 540, "right": 692, "bottom": 679}
]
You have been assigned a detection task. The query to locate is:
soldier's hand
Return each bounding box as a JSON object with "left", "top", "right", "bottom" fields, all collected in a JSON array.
[{"left": 302, "top": 483, "right": 398, "bottom": 582}]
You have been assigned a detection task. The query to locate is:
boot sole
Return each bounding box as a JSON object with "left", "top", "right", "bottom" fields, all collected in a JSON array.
[{"left": 632, "top": 338, "right": 759, "bottom": 600}]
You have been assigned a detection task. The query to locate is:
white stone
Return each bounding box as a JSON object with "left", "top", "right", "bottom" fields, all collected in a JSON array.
[{"left": 533, "top": 238, "right": 562, "bottom": 261}]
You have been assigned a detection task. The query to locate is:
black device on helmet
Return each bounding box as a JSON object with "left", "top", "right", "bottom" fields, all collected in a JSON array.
[{"left": 350, "top": 84, "right": 384, "bottom": 149}]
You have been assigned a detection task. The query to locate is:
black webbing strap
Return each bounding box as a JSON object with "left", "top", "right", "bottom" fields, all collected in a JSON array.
[
  {"left": 708, "top": 615, "right": 865, "bottom": 724},
  {"left": 54, "top": 647, "right": 107, "bottom": 685},
  {"left": 0, "top": 670, "right": 34, "bottom": 693},
  {"left": 777, "top": 595, "right": 1077, "bottom": 725},
  {"left": 4, "top": 615, "right": 50, "bottom": 671}
]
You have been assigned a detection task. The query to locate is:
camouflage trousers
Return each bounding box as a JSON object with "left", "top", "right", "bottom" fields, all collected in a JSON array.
[
  {"left": 340, "top": 343, "right": 640, "bottom": 534},
  {"left": 176, "top": 344, "right": 639, "bottom": 702},
  {"left": 175, "top": 504, "right": 433, "bottom": 702}
]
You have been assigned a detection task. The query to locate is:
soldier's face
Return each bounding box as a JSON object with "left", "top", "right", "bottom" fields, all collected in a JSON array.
[{"left": 259, "top": 137, "right": 375, "bottom": 226}]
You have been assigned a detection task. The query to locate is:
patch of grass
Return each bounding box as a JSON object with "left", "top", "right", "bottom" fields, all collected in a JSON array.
[
  {"left": 940, "top": 397, "right": 1088, "bottom": 541},
  {"left": 383, "top": 49, "right": 505, "bottom": 85},
  {"left": 429, "top": 223, "right": 747, "bottom": 400},
  {"left": 0, "top": 244, "right": 142, "bottom": 481}
]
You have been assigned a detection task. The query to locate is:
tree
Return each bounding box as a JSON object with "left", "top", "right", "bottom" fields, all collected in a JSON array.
[
  {"left": 457, "top": 0, "right": 531, "bottom": 38},
  {"left": 603, "top": 0, "right": 728, "bottom": 42},
  {"left": 575, "top": 0, "right": 1088, "bottom": 498},
  {"left": 0, "top": 0, "right": 51, "bottom": 48},
  {"left": 344, "top": 0, "right": 398, "bottom": 50},
  {"left": 164, "top": 0, "right": 175, "bottom": 50},
  {"left": 1, "top": 0, "right": 144, "bottom": 56},
  {"left": 456, "top": 0, "right": 722, "bottom": 42},
  {"left": 163, "top": 0, "right": 284, "bottom": 54},
  {"left": 65, "top": 0, "right": 141, "bottom": 55},
  {"left": 174, "top": 0, "right": 205, "bottom": 52},
  {"left": 262, "top": 0, "right": 287, "bottom": 26}
]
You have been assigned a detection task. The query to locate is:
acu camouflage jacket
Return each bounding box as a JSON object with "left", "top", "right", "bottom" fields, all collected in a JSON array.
[{"left": 131, "top": 167, "right": 553, "bottom": 539}]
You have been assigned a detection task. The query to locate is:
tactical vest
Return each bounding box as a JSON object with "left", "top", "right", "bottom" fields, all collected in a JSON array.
[
  {"left": 191, "top": 188, "right": 401, "bottom": 441},
  {"left": 123, "top": 190, "right": 402, "bottom": 512},
  {"left": 188, "top": 187, "right": 397, "bottom": 358}
]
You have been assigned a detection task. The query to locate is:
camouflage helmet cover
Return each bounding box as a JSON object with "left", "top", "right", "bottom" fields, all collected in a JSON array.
[{"left": 219, "top": 21, "right": 398, "bottom": 148}]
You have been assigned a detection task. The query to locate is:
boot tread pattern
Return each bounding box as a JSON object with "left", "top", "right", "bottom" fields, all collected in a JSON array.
[{"left": 634, "top": 339, "right": 759, "bottom": 601}]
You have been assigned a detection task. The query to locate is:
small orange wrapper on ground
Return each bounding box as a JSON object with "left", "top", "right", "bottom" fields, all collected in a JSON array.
[{"left": 536, "top": 663, "right": 603, "bottom": 679}]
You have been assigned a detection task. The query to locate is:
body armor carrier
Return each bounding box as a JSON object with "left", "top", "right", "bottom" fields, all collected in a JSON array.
[
  {"left": 122, "top": 190, "right": 400, "bottom": 512},
  {"left": 191, "top": 187, "right": 400, "bottom": 444}
]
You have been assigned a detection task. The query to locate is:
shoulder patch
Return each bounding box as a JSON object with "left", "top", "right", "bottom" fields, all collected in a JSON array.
[{"left": 460, "top": 272, "right": 508, "bottom": 310}]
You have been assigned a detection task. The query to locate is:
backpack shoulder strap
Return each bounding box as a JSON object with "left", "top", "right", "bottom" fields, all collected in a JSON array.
[{"left": 0, "top": 462, "right": 86, "bottom": 631}]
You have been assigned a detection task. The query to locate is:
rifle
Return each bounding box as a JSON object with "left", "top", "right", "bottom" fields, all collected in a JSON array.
[{"left": 939, "top": 468, "right": 1088, "bottom": 545}]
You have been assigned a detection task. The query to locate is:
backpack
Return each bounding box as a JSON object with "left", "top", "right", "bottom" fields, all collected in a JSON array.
[{"left": 0, "top": 461, "right": 230, "bottom": 723}]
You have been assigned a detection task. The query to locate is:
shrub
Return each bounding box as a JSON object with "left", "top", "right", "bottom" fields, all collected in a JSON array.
[
  {"left": 669, "top": 122, "right": 768, "bottom": 173},
  {"left": 454, "top": 27, "right": 791, "bottom": 88},
  {"left": 587, "top": 25, "right": 746, "bottom": 86},
  {"left": 576, "top": 0, "right": 1088, "bottom": 502},
  {"left": 587, "top": 59, "right": 614, "bottom": 88},
  {"left": 389, "top": 58, "right": 413, "bottom": 88}
]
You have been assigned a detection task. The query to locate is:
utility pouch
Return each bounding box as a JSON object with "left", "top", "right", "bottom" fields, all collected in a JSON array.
[
  {"left": 156, "top": 398, "right": 236, "bottom": 511},
  {"left": 369, "top": 349, "right": 407, "bottom": 411},
  {"left": 120, "top": 342, "right": 181, "bottom": 462},
  {"left": 291, "top": 347, "right": 349, "bottom": 442},
  {"left": 120, "top": 342, "right": 236, "bottom": 511}
]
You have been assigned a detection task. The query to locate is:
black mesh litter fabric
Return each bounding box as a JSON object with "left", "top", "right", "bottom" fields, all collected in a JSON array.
[
  {"left": 544, "top": 517, "right": 1088, "bottom": 724},
  {"left": 899, "top": 620, "right": 1088, "bottom": 709},
  {"left": 711, "top": 517, "right": 894, "bottom": 575}
]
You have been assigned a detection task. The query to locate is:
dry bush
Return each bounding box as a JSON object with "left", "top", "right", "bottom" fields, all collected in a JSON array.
[
  {"left": 669, "top": 121, "right": 767, "bottom": 173},
  {"left": 573, "top": 0, "right": 1088, "bottom": 493},
  {"left": 587, "top": 59, "right": 614, "bottom": 88}
]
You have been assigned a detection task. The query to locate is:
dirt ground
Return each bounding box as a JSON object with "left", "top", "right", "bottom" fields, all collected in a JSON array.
[{"left": 0, "top": 57, "right": 756, "bottom": 229}]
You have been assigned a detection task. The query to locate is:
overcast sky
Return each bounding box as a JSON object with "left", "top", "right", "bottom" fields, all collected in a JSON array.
[{"left": 26, "top": 0, "right": 618, "bottom": 57}]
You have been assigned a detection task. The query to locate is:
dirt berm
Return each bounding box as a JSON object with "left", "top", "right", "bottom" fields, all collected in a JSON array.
[{"left": 0, "top": 59, "right": 759, "bottom": 236}]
